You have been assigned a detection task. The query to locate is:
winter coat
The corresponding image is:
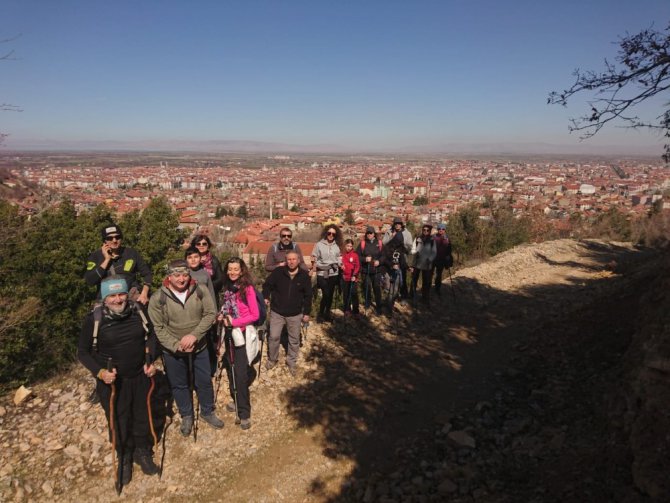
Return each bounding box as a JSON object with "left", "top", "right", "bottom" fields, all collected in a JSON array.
[
  {"left": 262, "top": 266, "right": 313, "bottom": 317},
  {"left": 84, "top": 246, "right": 152, "bottom": 297},
  {"left": 382, "top": 227, "right": 413, "bottom": 254},
  {"left": 264, "top": 241, "right": 309, "bottom": 272}
]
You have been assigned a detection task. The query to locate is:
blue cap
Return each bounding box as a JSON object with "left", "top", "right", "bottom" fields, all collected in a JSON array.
[
  {"left": 100, "top": 277, "right": 128, "bottom": 299},
  {"left": 437, "top": 223, "right": 447, "bottom": 230}
]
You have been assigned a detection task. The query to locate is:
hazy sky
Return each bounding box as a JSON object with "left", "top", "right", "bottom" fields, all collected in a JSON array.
[{"left": 2, "top": 0, "right": 669, "bottom": 153}]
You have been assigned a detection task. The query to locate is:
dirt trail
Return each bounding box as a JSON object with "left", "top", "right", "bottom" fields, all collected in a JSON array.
[{"left": 0, "top": 239, "right": 662, "bottom": 502}]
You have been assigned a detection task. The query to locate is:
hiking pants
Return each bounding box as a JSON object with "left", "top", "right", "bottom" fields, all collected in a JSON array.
[
  {"left": 317, "top": 275, "right": 338, "bottom": 318},
  {"left": 268, "top": 311, "right": 302, "bottom": 369},
  {"left": 412, "top": 268, "right": 434, "bottom": 301},
  {"left": 340, "top": 278, "right": 360, "bottom": 314},
  {"left": 97, "top": 372, "right": 152, "bottom": 455},
  {"left": 162, "top": 349, "right": 215, "bottom": 418},
  {"left": 224, "top": 333, "right": 251, "bottom": 420},
  {"left": 360, "top": 272, "right": 382, "bottom": 312},
  {"left": 432, "top": 263, "right": 446, "bottom": 292}
]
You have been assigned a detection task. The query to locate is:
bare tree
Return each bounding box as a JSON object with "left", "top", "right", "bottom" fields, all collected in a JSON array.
[{"left": 548, "top": 23, "right": 670, "bottom": 162}]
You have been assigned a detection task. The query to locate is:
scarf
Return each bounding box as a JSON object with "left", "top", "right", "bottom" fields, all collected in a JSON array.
[
  {"left": 220, "top": 287, "right": 240, "bottom": 320},
  {"left": 201, "top": 252, "right": 214, "bottom": 277}
]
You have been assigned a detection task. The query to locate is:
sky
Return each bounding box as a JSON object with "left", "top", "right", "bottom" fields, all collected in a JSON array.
[{"left": 2, "top": 0, "right": 669, "bottom": 154}]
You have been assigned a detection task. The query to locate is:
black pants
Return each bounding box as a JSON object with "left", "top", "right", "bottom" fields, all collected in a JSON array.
[
  {"left": 224, "top": 335, "right": 251, "bottom": 420},
  {"left": 399, "top": 267, "right": 409, "bottom": 299},
  {"left": 317, "top": 275, "right": 338, "bottom": 318},
  {"left": 98, "top": 372, "right": 153, "bottom": 455},
  {"left": 340, "top": 278, "right": 360, "bottom": 314},
  {"left": 412, "top": 268, "right": 434, "bottom": 301},
  {"left": 360, "top": 273, "right": 382, "bottom": 311}
]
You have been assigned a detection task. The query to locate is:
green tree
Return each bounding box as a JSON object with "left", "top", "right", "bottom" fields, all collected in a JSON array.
[
  {"left": 413, "top": 195, "right": 429, "bottom": 206},
  {"left": 236, "top": 204, "right": 248, "bottom": 219},
  {"left": 344, "top": 207, "right": 355, "bottom": 225}
]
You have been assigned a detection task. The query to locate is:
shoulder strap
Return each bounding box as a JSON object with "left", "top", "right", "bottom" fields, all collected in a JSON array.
[
  {"left": 360, "top": 240, "right": 366, "bottom": 251},
  {"left": 377, "top": 239, "right": 382, "bottom": 251},
  {"left": 92, "top": 305, "right": 103, "bottom": 351}
]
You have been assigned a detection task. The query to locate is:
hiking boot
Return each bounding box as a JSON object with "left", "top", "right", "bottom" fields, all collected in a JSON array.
[
  {"left": 287, "top": 366, "right": 297, "bottom": 378},
  {"left": 225, "top": 402, "right": 236, "bottom": 413},
  {"left": 265, "top": 359, "right": 277, "bottom": 371},
  {"left": 133, "top": 448, "right": 159, "bottom": 476},
  {"left": 180, "top": 415, "right": 193, "bottom": 437},
  {"left": 201, "top": 412, "right": 224, "bottom": 429},
  {"left": 88, "top": 387, "right": 100, "bottom": 404},
  {"left": 240, "top": 418, "right": 252, "bottom": 430}
]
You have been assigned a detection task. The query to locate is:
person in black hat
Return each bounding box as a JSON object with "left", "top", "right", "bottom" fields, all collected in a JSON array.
[
  {"left": 409, "top": 223, "right": 437, "bottom": 306},
  {"left": 85, "top": 224, "right": 153, "bottom": 305},
  {"left": 382, "top": 217, "right": 413, "bottom": 300}
]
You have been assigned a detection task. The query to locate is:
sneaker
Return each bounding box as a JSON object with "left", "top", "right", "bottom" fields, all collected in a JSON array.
[
  {"left": 240, "top": 418, "right": 252, "bottom": 430},
  {"left": 133, "top": 448, "right": 159, "bottom": 476},
  {"left": 225, "top": 402, "right": 236, "bottom": 413},
  {"left": 180, "top": 415, "right": 193, "bottom": 437},
  {"left": 265, "top": 359, "right": 277, "bottom": 371},
  {"left": 201, "top": 412, "right": 224, "bottom": 429}
]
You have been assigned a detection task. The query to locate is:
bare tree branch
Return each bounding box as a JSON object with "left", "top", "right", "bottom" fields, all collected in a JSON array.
[{"left": 548, "top": 23, "right": 670, "bottom": 162}]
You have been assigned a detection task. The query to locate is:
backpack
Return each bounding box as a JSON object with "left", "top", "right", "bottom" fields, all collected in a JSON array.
[
  {"left": 360, "top": 239, "right": 382, "bottom": 253},
  {"left": 252, "top": 288, "right": 267, "bottom": 327},
  {"left": 92, "top": 301, "right": 150, "bottom": 352}
]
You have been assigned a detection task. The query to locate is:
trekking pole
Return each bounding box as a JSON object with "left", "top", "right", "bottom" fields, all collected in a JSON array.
[
  {"left": 364, "top": 263, "right": 370, "bottom": 315},
  {"left": 187, "top": 352, "right": 198, "bottom": 443},
  {"left": 344, "top": 279, "right": 354, "bottom": 315},
  {"left": 145, "top": 348, "right": 158, "bottom": 451},
  {"left": 159, "top": 354, "right": 171, "bottom": 480},
  {"left": 214, "top": 322, "right": 225, "bottom": 405},
  {"left": 227, "top": 329, "right": 241, "bottom": 424},
  {"left": 106, "top": 358, "right": 122, "bottom": 495},
  {"left": 257, "top": 320, "right": 267, "bottom": 382}
]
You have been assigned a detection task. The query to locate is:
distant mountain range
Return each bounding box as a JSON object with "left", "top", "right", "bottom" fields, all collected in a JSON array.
[{"left": 4, "top": 138, "right": 662, "bottom": 157}]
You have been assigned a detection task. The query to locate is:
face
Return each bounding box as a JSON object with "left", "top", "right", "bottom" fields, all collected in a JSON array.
[
  {"left": 422, "top": 227, "right": 431, "bottom": 235},
  {"left": 345, "top": 243, "right": 353, "bottom": 252},
  {"left": 104, "top": 293, "right": 128, "bottom": 313},
  {"left": 286, "top": 253, "right": 299, "bottom": 270},
  {"left": 326, "top": 228, "right": 336, "bottom": 241},
  {"left": 227, "top": 262, "right": 242, "bottom": 282},
  {"left": 186, "top": 253, "right": 201, "bottom": 270},
  {"left": 280, "top": 231, "right": 292, "bottom": 243},
  {"left": 366, "top": 231, "right": 375, "bottom": 239},
  {"left": 195, "top": 239, "right": 209, "bottom": 254},
  {"left": 168, "top": 271, "right": 191, "bottom": 292},
  {"left": 105, "top": 234, "right": 122, "bottom": 251},
  {"left": 438, "top": 227, "right": 446, "bottom": 234},
  {"left": 394, "top": 223, "right": 403, "bottom": 232}
]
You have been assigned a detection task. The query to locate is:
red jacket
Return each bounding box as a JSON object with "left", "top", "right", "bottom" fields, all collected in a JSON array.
[{"left": 341, "top": 250, "right": 361, "bottom": 282}]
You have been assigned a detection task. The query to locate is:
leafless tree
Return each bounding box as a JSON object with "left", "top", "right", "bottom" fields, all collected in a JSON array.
[
  {"left": 548, "top": 23, "right": 670, "bottom": 162},
  {"left": 1, "top": 35, "right": 22, "bottom": 144}
]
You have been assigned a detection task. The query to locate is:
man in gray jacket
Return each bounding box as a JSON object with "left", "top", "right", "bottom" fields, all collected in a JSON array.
[{"left": 148, "top": 259, "right": 223, "bottom": 436}]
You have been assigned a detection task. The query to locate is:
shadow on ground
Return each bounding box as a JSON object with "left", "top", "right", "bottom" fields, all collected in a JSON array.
[{"left": 282, "top": 240, "right": 659, "bottom": 501}]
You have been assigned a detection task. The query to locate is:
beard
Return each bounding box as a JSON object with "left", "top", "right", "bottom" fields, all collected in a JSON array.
[{"left": 106, "top": 300, "right": 128, "bottom": 315}]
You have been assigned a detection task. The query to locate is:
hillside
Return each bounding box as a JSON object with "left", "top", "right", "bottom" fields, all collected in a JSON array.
[{"left": 1, "top": 239, "right": 668, "bottom": 502}]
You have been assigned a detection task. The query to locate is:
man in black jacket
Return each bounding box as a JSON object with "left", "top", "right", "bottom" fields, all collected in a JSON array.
[
  {"left": 356, "top": 226, "right": 384, "bottom": 315},
  {"left": 78, "top": 277, "right": 159, "bottom": 490},
  {"left": 85, "top": 224, "right": 152, "bottom": 305},
  {"left": 262, "top": 251, "right": 313, "bottom": 376}
]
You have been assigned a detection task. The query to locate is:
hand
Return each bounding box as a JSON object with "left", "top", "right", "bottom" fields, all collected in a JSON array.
[
  {"left": 144, "top": 364, "right": 156, "bottom": 378},
  {"left": 373, "top": 260, "right": 380, "bottom": 267},
  {"left": 137, "top": 291, "right": 149, "bottom": 305},
  {"left": 101, "top": 368, "right": 117, "bottom": 384},
  {"left": 302, "top": 314, "right": 310, "bottom": 323},
  {"left": 101, "top": 244, "right": 112, "bottom": 261},
  {"left": 179, "top": 334, "right": 197, "bottom": 352},
  {"left": 352, "top": 275, "right": 357, "bottom": 282},
  {"left": 216, "top": 313, "right": 225, "bottom": 323},
  {"left": 278, "top": 261, "right": 286, "bottom": 267},
  {"left": 366, "top": 256, "right": 372, "bottom": 263}
]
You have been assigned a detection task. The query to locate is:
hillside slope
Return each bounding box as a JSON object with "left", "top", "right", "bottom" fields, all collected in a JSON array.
[{"left": 1, "top": 239, "right": 668, "bottom": 502}]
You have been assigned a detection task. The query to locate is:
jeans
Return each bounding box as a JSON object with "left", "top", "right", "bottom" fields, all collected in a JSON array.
[{"left": 163, "top": 348, "right": 215, "bottom": 417}]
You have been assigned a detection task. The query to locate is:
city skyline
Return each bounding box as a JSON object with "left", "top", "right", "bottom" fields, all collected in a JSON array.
[{"left": 2, "top": 1, "right": 669, "bottom": 155}]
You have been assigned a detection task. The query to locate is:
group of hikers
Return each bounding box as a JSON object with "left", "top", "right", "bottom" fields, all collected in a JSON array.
[{"left": 77, "top": 217, "right": 453, "bottom": 492}]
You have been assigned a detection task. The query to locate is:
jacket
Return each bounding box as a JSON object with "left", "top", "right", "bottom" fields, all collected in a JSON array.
[
  {"left": 148, "top": 279, "right": 216, "bottom": 354},
  {"left": 356, "top": 237, "right": 383, "bottom": 275},
  {"left": 313, "top": 239, "right": 341, "bottom": 279},
  {"left": 341, "top": 250, "right": 361, "bottom": 282},
  {"left": 382, "top": 227, "right": 413, "bottom": 254},
  {"left": 262, "top": 266, "right": 313, "bottom": 317},
  {"left": 411, "top": 235, "right": 437, "bottom": 270},
  {"left": 84, "top": 246, "right": 152, "bottom": 297},
  {"left": 264, "top": 241, "right": 309, "bottom": 272}
]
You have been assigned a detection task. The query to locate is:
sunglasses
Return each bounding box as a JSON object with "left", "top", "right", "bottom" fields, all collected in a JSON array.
[
  {"left": 105, "top": 235, "right": 121, "bottom": 242},
  {"left": 327, "top": 231, "right": 336, "bottom": 236},
  {"left": 366, "top": 231, "right": 374, "bottom": 234},
  {"left": 280, "top": 234, "right": 292, "bottom": 238},
  {"left": 196, "top": 242, "right": 209, "bottom": 246}
]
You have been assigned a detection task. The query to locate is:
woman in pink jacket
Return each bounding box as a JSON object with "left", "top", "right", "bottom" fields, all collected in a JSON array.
[{"left": 217, "top": 257, "right": 259, "bottom": 430}]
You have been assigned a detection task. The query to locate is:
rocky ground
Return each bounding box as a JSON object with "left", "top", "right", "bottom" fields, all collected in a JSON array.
[{"left": 1, "top": 238, "right": 668, "bottom": 502}]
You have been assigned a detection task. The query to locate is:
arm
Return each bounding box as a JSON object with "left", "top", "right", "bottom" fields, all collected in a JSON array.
[
  {"left": 301, "top": 273, "right": 313, "bottom": 315},
  {"left": 148, "top": 294, "right": 180, "bottom": 353},
  {"left": 133, "top": 250, "right": 153, "bottom": 304},
  {"left": 264, "top": 245, "right": 278, "bottom": 272},
  {"left": 192, "top": 286, "right": 216, "bottom": 341},
  {"left": 84, "top": 249, "right": 110, "bottom": 287},
  {"left": 77, "top": 314, "right": 103, "bottom": 377},
  {"left": 231, "top": 285, "right": 260, "bottom": 327},
  {"left": 210, "top": 255, "right": 224, "bottom": 293}
]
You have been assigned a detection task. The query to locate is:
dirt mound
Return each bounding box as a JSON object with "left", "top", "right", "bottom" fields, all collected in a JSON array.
[{"left": 0, "top": 238, "right": 668, "bottom": 502}]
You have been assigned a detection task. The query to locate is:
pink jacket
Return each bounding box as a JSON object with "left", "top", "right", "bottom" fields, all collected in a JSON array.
[{"left": 231, "top": 285, "right": 259, "bottom": 329}]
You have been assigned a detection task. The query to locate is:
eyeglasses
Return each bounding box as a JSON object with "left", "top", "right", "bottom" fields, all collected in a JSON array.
[
  {"left": 280, "top": 234, "right": 292, "bottom": 238},
  {"left": 105, "top": 235, "right": 121, "bottom": 242},
  {"left": 327, "top": 231, "right": 336, "bottom": 236},
  {"left": 196, "top": 241, "right": 209, "bottom": 246}
]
